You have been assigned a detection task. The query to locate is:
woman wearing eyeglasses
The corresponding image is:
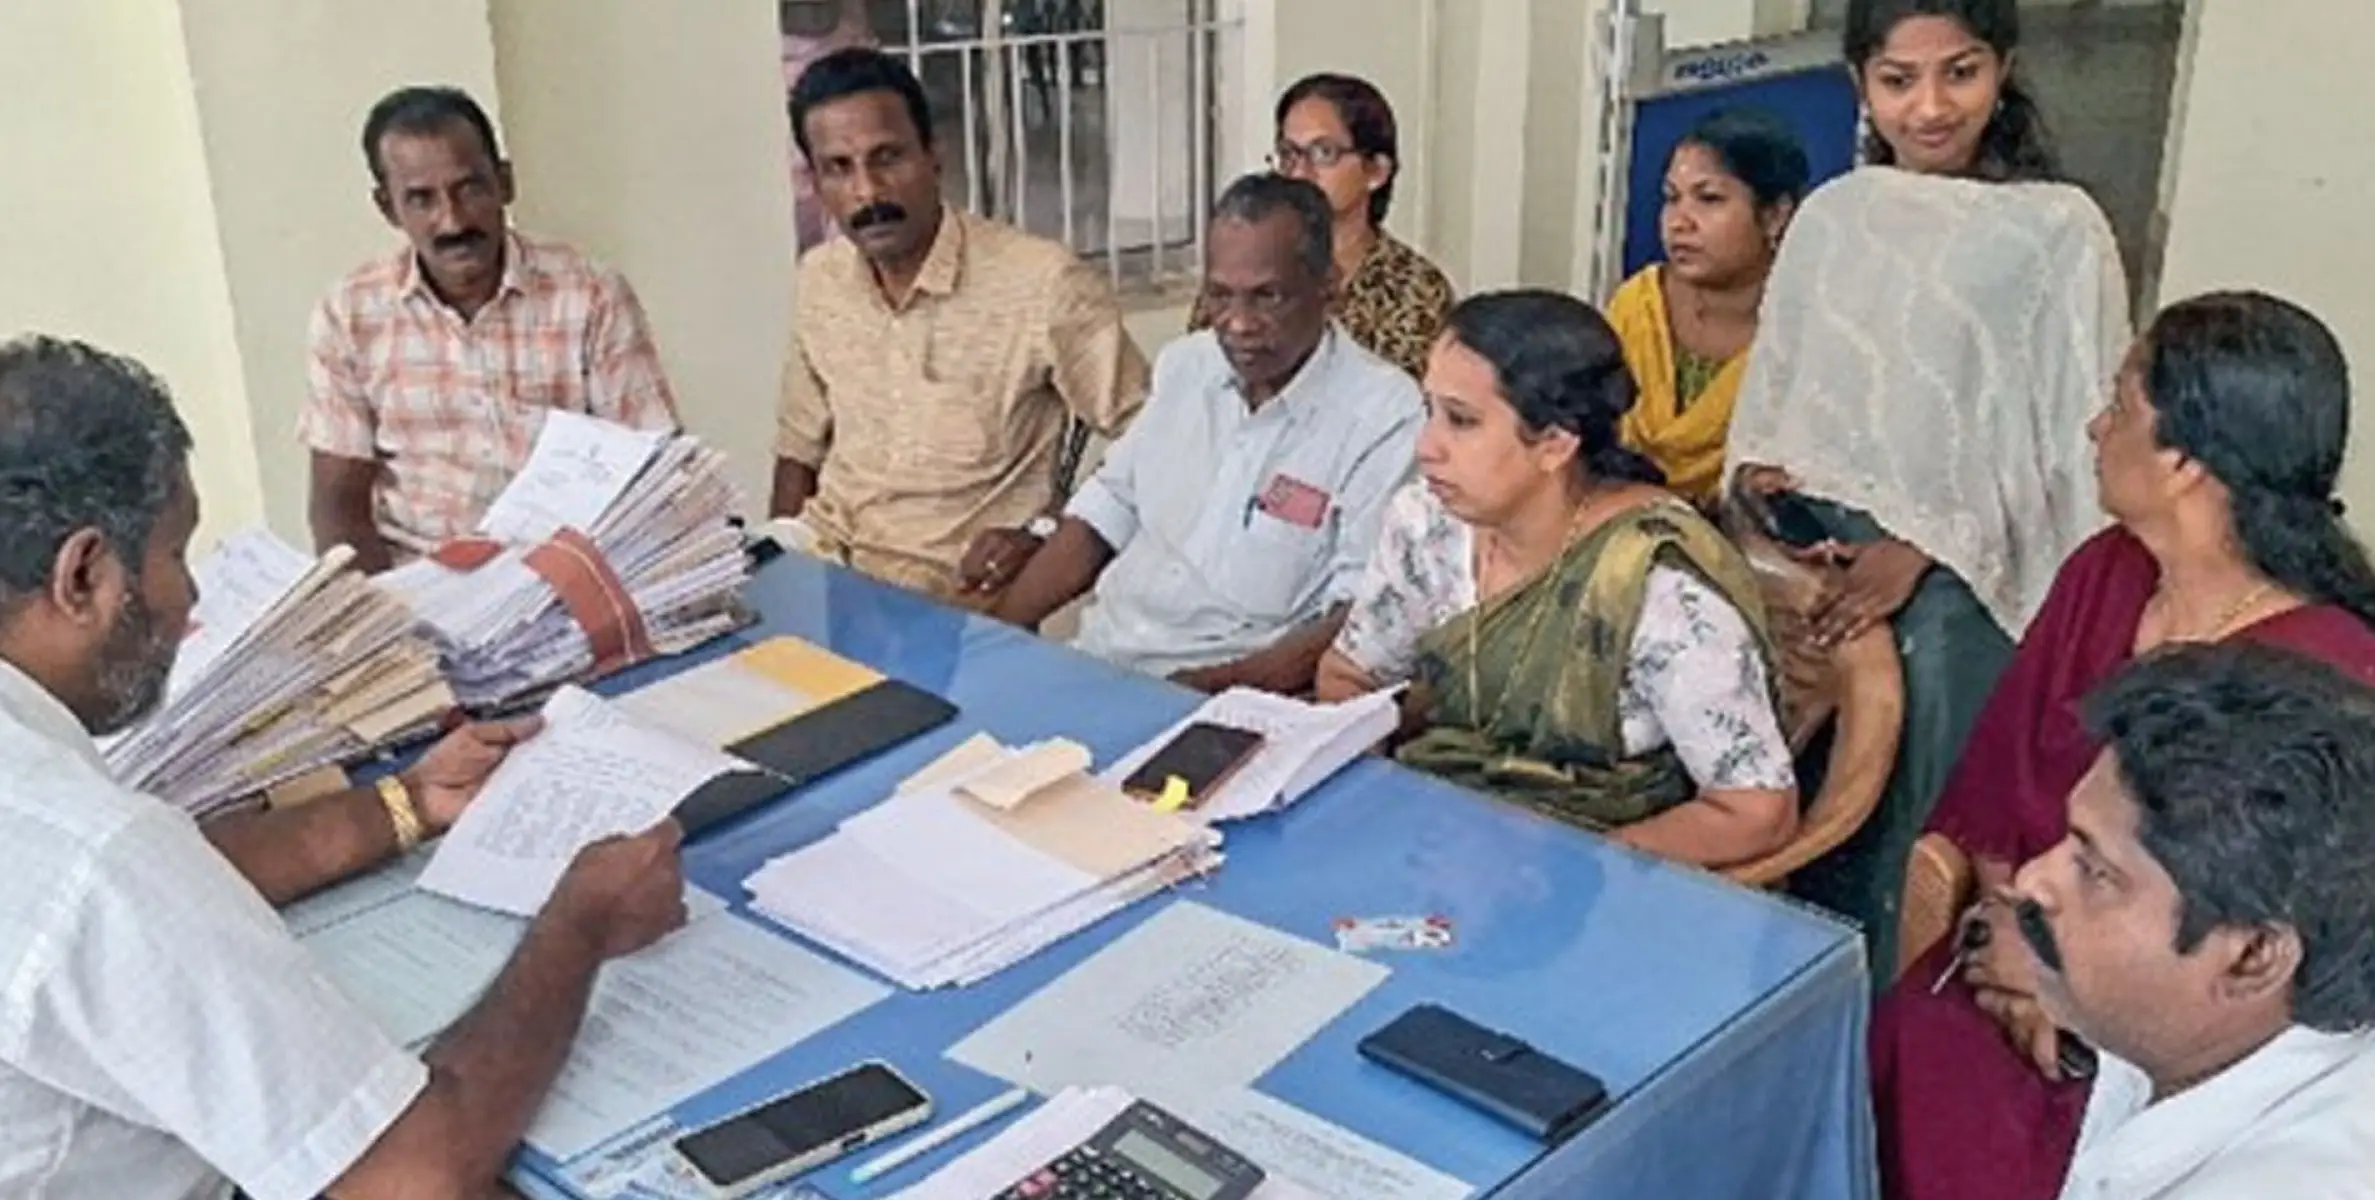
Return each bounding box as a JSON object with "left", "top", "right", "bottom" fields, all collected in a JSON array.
[{"left": 1191, "top": 73, "right": 1455, "bottom": 382}]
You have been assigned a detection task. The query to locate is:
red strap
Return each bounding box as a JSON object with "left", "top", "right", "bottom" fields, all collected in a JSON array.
[
  {"left": 429, "top": 529, "right": 653, "bottom": 679},
  {"left": 429, "top": 537, "right": 506, "bottom": 571},
  {"left": 522, "top": 527, "right": 654, "bottom": 675}
]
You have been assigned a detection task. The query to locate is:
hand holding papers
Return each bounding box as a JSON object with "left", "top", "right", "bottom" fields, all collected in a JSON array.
[
  {"left": 1102, "top": 688, "right": 1400, "bottom": 823},
  {"left": 745, "top": 735, "right": 1222, "bottom": 989},
  {"left": 419, "top": 687, "right": 756, "bottom": 916}
]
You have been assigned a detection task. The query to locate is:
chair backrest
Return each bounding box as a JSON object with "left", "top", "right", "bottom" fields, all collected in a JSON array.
[
  {"left": 1898, "top": 832, "right": 1975, "bottom": 980},
  {"left": 1717, "top": 508, "right": 1907, "bottom": 890}
]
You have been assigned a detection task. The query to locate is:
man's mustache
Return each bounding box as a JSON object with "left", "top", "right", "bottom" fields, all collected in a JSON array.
[
  {"left": 2017, "top": 897, "right": 2064, "bottom": 975},
  {"left": 848, "top": 202, "right": 908, "bottom": 231},
  {"left": 433, "top": 229, "right": 490, "bottom": 253}
]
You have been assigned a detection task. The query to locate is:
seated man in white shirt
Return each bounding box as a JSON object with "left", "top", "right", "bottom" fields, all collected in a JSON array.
[
  {"left": 0, "top": 336, "right": 688, "bottom": 1199},
  {"left": 2007, "top": 643, "right": 2375, "bottom": 1200},
  {"left": 960, "top": 173, "right": 1422, "bottom": 694}
]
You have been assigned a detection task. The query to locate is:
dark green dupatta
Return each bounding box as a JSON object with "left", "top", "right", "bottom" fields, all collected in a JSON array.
[{"left": 1396, "top": 502, "right": 1778, "bottom": 831}]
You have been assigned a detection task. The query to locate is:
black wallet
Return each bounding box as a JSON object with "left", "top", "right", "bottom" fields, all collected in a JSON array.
[{"left": 1356, "top": 1004, "right": 1611, "bottom": 1142}]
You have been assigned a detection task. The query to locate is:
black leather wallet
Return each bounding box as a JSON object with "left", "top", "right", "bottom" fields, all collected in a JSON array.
[{"left": 1356, "top": 1004, "right": 1611, "bottom": 1142}]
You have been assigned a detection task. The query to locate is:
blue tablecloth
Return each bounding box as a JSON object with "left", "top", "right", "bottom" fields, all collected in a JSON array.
[{"left": 512, "top": 555, "right": 1876, "bottom": 1199}]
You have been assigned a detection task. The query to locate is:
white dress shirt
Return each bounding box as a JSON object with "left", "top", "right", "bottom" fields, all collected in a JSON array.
[
  {"left": 1068, "top": 325, "right": 1422, "bottom": 677},
  {"left": 0, "top": 661, "right": 428, "bottom": 1199},
  {"left": 2058, "top": 1026, "right": 2375, "bottom": 1199}
]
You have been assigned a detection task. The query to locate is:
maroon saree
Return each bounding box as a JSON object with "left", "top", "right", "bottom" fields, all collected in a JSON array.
[{"left": 1870, "top": 527, "right": 2375, "bottom": 1200}]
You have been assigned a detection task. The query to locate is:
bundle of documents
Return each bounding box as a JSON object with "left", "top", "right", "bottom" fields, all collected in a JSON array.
[
  {"left": 745, "top": 735, "right": 1223, "bottom": 989},
  {"left": 379, "top": 412, "right": 752, "bottom": 709},
  {"left": 1101, "top": 688, "right": 1400, "bottom": 822},
  {"left": 104, "top": 528, "right": 452, "bottom": 818}
]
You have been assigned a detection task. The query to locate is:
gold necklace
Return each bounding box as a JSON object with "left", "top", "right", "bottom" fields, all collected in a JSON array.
[
  {"left": 2165, "top": 581, "right": 2275, "bottom": 643},
  {"left": 1463, "top": 489, "right": 1637, "bottom": 720}
]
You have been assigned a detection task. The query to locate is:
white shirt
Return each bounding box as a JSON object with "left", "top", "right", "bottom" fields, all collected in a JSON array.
[
  {"left": 1069, "top": 326, "right": 1422, "bottom": 677},
  {"left": 1334, "top": 483, "right": 1796, "bottom": 793},
  {"left": 2058, "top": 1027, "right": 2375, "bottom": 1199},
  {"left": 0, "top": 661, "right": 427, "bottom": 1199}
]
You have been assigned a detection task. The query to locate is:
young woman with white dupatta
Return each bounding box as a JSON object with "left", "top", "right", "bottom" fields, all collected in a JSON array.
[{"left": 1721, "top": 0, "right": 2130, "bottom": 975}]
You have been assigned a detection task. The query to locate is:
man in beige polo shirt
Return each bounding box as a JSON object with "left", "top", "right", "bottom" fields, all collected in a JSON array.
[{"left": 771, "top": 48, "right": 1148, "bottom": 599}]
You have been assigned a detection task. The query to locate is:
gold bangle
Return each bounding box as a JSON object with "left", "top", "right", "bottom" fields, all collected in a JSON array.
[{"left": 376, "top": 775, "right": 425, "bottom": 853}]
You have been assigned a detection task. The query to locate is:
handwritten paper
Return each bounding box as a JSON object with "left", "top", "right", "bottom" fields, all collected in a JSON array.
[
  {"left": 1191, "top": 1089, "right": 1473, "bottom": 1200},
  {"left": 526, "top": 907, "right": 891, "bottom": 1161},
  {"left": 479, "top": 410, "right": 667, "bottom": 544},
  {"left": 419, "top": 687, "right": 744, "bottom": 916},
  {"left": 946, "top": 903, "right": 1387, "bottom": 1109}
]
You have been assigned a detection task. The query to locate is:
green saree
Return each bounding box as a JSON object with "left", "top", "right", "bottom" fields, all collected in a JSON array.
[{"left": 1397, "top": 503, "right": 1778, "bottom": 830}]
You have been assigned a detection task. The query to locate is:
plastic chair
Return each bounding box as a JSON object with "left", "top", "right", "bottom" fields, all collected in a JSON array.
[{"left": 1896, "top": 831, "right": 1976, "bottom": 981}]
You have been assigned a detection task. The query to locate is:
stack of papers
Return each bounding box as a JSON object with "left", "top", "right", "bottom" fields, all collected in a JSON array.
[
  {"left": 418, "top": 686, "right": 758, "bottom": 917},
  {"left": 104, "top": 528, "right": 453, "bottom": 817},
  {"left": 1101, "top": 688, "right": 1400, "bottom": 822},
  {"left": 380, "top": 412, "right": 752, "bottom": 709},
  {"left": 745, "top": 735, "right": 1222, "bottom": 989}
]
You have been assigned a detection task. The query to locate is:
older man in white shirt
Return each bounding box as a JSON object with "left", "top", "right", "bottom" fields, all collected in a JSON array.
[
  {"left": 962, "top": 173, "right": 1421, "bottom": 695},
  {"left": 0, "top": 336, "right": 688, "bottom": 1199},
  {"left": 2001, "top": 643, "right": 2375, "bottom": 1200}
]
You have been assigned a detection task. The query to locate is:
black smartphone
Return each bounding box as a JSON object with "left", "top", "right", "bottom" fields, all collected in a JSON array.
[
  {"left": 670, "top": 1061, "right": 931, "bottom": 1196},
  {"left": 1358, "top": 1004, "right": 1610, "bottom": 1142},
  {"left": 1121, "top": 722, "right": 1266, "bottom": 806},
  {"left": 1760, "top": 490, "right": 1831, "bottom": 548}
]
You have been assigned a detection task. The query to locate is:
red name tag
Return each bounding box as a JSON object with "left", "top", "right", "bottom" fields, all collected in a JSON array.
[{"left": 1257, "top": 473, "right": 1332, "bottom": 530}]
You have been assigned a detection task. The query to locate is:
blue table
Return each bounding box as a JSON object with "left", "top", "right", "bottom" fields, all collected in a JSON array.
[{"left": 513, "top": 555, "right": 1876, "bottom": 1199}]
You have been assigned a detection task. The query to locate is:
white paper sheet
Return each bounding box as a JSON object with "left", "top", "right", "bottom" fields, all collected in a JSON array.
[
  {"left": 420, "top": 688, "right": 744, "bottom": 915},
  {"left": 299, "top": 883, "right": 529, "bottom": 1049},
  {"left": 480, "top": 410, "right": 668, "bottom": 544},
  {"left": 168, "top": 526, "right": 317, "bottom": 701},
  {"left": 946, "top": 903, "right": 1387, "bottom": 1110},
  {"left": 290, "top": 856, "right": 734, "bottom": 1052},
  {"left": 1190, "top": 1089, "right": 1473, "bottom": 1200},
  {"left": 526, "top": 908, "right": 892, "bottom": 1161}
]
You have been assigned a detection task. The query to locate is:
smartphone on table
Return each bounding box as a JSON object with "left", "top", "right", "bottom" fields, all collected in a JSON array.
[
  {"left": 669, "top": 1060, "right": 931, "bottom": 1197},
  {"left": 1120, "top": 722, "right": 1266, "bottom": 809}
]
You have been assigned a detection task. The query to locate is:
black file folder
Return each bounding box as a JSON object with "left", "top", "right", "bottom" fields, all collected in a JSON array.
[{"left": 670, "top": 678, "right": 959, "bottom": 837}]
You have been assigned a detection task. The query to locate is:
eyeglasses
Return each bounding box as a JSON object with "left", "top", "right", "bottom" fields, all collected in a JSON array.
[{"left": 1269, "top": 139, "right": 1358, "bottom": 172}]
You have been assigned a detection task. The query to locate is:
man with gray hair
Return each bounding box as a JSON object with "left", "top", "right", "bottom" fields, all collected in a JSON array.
[
  {"left": 0, "top": 336, "right": 687, "bottom": 1198},
  {"left": 960, "top": 173, "right": 1423, "bottom": 694}
]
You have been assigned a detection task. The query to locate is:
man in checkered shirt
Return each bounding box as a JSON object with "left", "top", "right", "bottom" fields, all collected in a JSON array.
[{"left": 300, "top": 86, "right": 680, "bottom": 572}]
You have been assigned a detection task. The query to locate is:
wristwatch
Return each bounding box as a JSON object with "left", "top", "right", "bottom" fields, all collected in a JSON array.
[{"left": 1025, "top": 515, "right": 1059, "bottom": 540}]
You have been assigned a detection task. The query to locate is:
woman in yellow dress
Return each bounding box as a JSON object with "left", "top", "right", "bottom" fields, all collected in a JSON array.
[{"left": 1606, "top": 108, "right": 1809, "bottom": 504}]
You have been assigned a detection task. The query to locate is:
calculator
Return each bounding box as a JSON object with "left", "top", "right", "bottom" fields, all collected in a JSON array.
[{"left": 994, "top": 1101, "right": 1264, "bottom": 1200}]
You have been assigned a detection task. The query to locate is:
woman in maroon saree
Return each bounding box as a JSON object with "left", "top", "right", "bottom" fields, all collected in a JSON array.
[{"left": 1871, "top": 291, "right": 2375, "bottom": 1200}]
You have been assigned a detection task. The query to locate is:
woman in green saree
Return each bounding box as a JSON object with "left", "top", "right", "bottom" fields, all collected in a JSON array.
[{"left": 1315, "top": 290, "right": 1799, "bottom": 868}]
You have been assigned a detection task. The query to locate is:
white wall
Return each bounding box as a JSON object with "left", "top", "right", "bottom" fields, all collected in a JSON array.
[
  {"left": 177, "top": 0, "right": 503, "bottom": 541},
  {"left": 0, "top": 0, "right": 264, "bottom": 546},
  {"left": 488, "top": 0, "right": 795, "bottom": 511},
  {"left": 2154, "top": 0, "right": 2375, "bottom": 526}
]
